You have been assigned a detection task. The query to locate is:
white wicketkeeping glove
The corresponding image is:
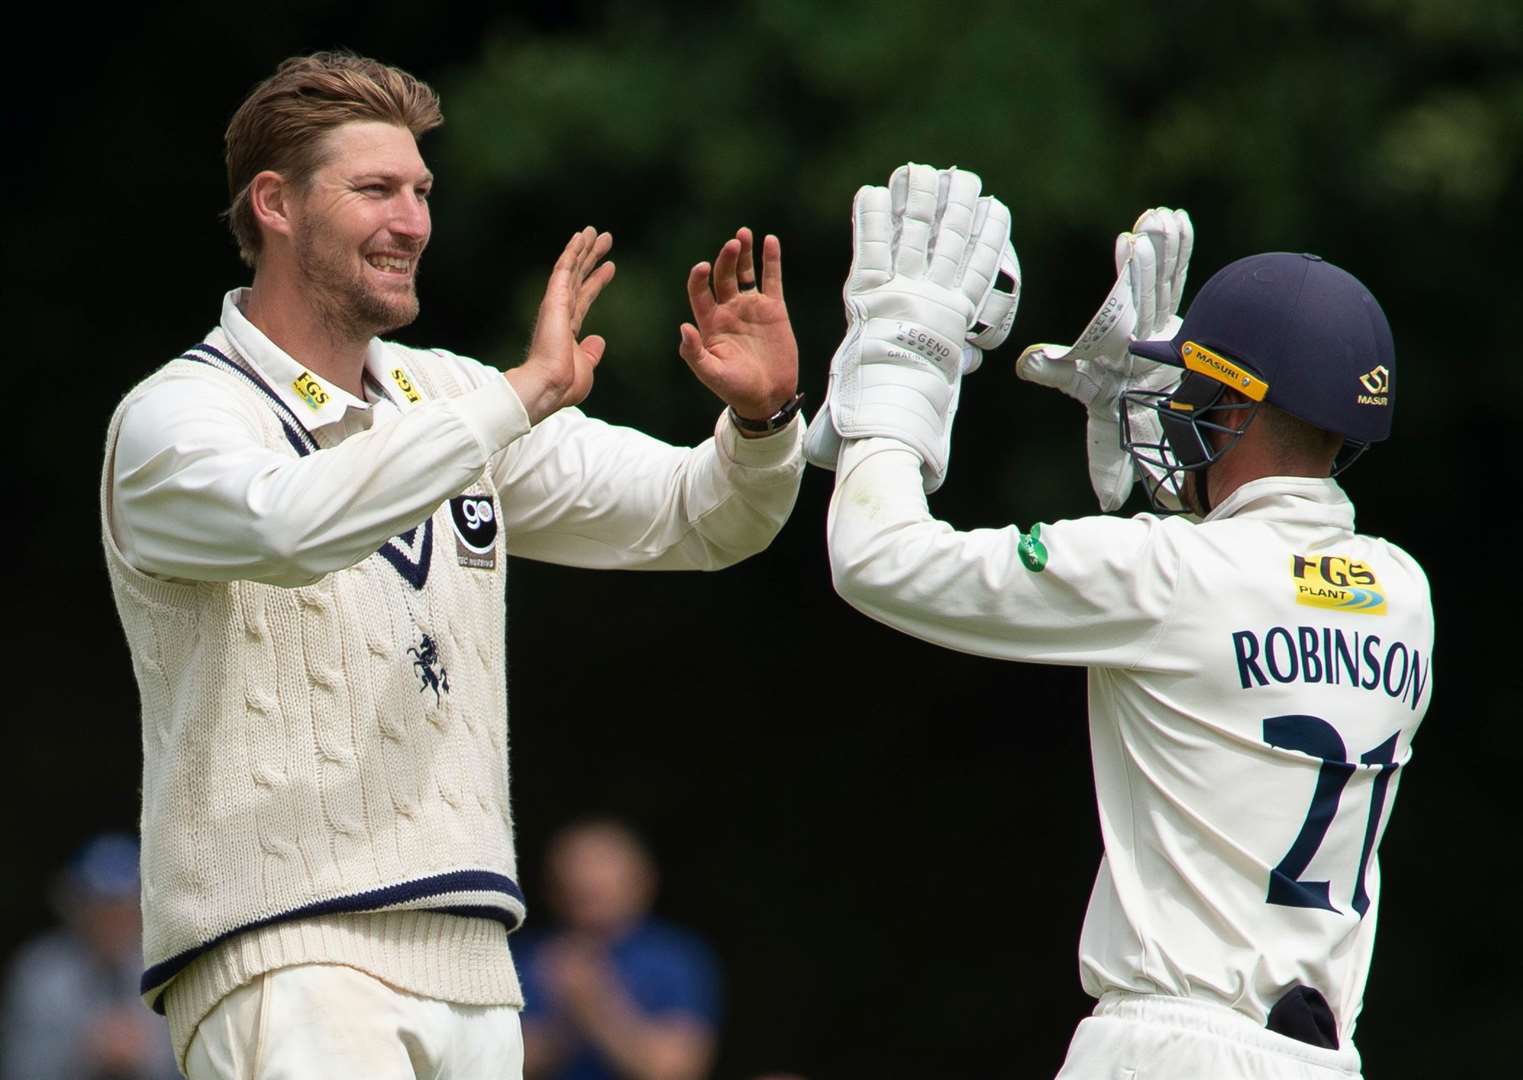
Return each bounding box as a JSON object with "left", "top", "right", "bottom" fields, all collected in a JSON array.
[
  {"left": 1014, "top": 207, "right": 1192, "bottom": 511},
  {"left": 802, "top": 162, "right": 1019, "bottom": 492}
]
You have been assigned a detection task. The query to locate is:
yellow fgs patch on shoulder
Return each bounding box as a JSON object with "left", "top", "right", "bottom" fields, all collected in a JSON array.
[
  {"left": 390, "top": 367, "right": 421, "bottom": 403},
  {"left": 1291, "top": 554, "right": 1386, "bottom": 614},
  {"left": 292, "top": 371, "right": 330, "bottom": 411}
]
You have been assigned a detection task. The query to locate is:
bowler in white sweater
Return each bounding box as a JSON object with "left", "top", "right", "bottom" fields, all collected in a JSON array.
[{"left": 100, "top": 52, "right": 803, "bottom": 1078}]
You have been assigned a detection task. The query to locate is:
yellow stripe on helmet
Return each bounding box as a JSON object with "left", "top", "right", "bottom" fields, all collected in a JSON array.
[{"left": 1180, "top": 341, "right": 1269, "bottom": 401}]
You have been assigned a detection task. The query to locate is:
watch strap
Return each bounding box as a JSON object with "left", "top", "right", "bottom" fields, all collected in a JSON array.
[{"left": 729, "top": 391, "right": 805, "bottom": 433}]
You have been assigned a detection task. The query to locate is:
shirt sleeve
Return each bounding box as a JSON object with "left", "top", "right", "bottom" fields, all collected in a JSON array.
[
  {"left": 828, "top": 438, "right": 1183, "bottom": 668},
  {"left": 490, "top": 405, "right": 804, "bottom": 571},
  {"left": 110, "top": 363, "right": 531, "bottom": 587}
]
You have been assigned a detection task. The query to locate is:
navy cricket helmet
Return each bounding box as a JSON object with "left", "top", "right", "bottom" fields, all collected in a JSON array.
[{"left": 1120, "top": 252, "right": 1395, "bottom": 509}]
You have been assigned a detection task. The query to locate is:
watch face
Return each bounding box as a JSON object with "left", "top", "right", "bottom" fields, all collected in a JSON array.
[{"left": 736, "top": 393, "right": 803, "bottom": 430}]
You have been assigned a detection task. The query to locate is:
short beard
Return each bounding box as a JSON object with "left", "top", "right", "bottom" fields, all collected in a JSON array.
[{"left": 293, "top": 214, "right": 420, "bottom": 345}]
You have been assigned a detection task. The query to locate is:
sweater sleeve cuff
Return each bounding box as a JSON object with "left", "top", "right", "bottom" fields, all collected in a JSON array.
[
  {"left": 714, "top": 410, "right": 805, "bottom": 470},
  {"left": 452, "top": 377, "right": 532, "bottom": 458}
]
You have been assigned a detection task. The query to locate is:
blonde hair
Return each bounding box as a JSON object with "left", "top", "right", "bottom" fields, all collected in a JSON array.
[{"left": 223, "top": 51, "right": 443, "bottom": 267}]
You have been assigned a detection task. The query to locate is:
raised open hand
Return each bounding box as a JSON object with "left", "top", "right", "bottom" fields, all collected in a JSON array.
[
  {"left": 507, "top": 227, "right": 616, "bottom": 425},
  {"left": 678, "top": 228, "right": 799, "bottom": 427}
]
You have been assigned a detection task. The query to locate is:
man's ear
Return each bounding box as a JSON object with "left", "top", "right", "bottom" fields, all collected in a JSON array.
[
  {"left": 1219, "top": 388, "right": 1257, "bottom": 433},
  {"left": 249, "top": 170, "right": 297, "bottom": 243}
]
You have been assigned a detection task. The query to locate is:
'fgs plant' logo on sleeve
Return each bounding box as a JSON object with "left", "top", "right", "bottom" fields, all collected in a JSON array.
[{"left": 1291, "top": 554, "right": 1386, "bottom": 615}]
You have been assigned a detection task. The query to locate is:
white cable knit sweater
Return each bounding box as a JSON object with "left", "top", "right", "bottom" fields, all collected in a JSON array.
[
  {"left": 102, "top": 291, "right": 802, "bottom": 1068},
  {"left": 102, "top": 340, "right": 525, "bottom": 1066}
]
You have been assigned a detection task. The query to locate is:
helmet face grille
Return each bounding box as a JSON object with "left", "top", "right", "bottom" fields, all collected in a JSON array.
[
  {"left": 1331, "top": 439, "right": 1369, "bottom": 477},
  {"left": 1120, "top": 372, "right": 1259, "bottom": 514}
]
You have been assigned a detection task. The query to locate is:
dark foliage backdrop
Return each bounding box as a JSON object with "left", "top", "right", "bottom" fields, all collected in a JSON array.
[{"left": 8, "top": 1, "right": 1517, "bottom": 1075}]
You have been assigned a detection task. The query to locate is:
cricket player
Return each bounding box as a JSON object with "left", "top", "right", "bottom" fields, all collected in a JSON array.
[
  {"left": 99, "top": 52, "right": 803, "bottom": 1078},
  {"left": 805, "top": 164, "right": 1433, "bottom": 1078}
]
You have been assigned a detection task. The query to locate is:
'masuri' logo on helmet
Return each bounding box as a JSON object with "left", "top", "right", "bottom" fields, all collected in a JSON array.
[
  {"left": 1357, "top": 365, "right": 1390, "bottom": 405},
  {"left": 1180, "top": 341, "right": 1268, "bottom": 401}
]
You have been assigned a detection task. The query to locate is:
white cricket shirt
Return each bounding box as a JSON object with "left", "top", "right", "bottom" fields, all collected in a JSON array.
[
  {"left": 829, "top": 439, "right": 1433, "bottom": 1048},
  {"left": 112, "top": 289, "right": 805, "bottom": 581}
]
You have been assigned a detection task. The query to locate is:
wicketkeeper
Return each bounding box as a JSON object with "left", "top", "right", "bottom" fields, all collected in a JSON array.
[{"left": 807, "top": 163, "right": 1434, "bottom": 1080}]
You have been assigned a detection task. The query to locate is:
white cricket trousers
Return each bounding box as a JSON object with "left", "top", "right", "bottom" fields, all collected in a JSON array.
[
  {"left": 1055, "top": 992, "right": 1364, "bottom": 1080},
  {"left": 184, "top": 964, "right": 524, "bottom": 1080}
]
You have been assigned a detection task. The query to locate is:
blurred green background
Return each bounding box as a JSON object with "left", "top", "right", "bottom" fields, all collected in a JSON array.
[{"left": 8, "top": 0, "right": 1517, "bottom": 1075}]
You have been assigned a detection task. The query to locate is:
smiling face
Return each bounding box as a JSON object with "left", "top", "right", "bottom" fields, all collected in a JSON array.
[{"left": 287, "top": 120, "right": 433, "bottom": 341}]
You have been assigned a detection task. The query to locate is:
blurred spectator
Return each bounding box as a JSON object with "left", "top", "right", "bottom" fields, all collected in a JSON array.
[
  {"left": 1, "top": 833, "right": 177, "bottom": 1080},
  {"left": 516, "top": 819, "right": 721, "bottom": 1080}
]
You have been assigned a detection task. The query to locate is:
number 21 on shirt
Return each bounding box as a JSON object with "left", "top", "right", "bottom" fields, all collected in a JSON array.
[{"left": 1263, "top": 714, "right": 1401, "bottom": 918}]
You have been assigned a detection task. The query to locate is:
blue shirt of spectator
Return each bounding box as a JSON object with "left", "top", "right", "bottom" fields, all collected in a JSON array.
[{"left": 514, "top": 918, "right": 721, "bottom": 1080}]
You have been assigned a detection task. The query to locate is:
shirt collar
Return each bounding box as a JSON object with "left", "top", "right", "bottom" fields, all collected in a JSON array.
[
  {"left": 219, "top": 289, "right": 426, "bottom": 430},
  {"left": 1204, "top": 475, "right": 1356, "bottom": 533},
  {"left": 367, "top": 346, "right": 427, "bottom": 412}
]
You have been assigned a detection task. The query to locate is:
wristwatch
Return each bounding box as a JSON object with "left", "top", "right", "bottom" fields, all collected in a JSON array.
[{"left": 729, "top": 391, "right": 805, "bottom": 434}]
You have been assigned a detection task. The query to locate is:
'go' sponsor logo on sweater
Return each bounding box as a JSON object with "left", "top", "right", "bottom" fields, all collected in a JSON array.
[{"left": 449, "top": 494, "right": 498, "bottom": 570}]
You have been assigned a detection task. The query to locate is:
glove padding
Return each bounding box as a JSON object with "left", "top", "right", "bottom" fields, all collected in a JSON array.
[
  {"left": 1015, "top": 207, "right": 1192, "bottom": 511},
  {"left": 803, "top": 163, "right": 1018, "bottom": 491}
]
